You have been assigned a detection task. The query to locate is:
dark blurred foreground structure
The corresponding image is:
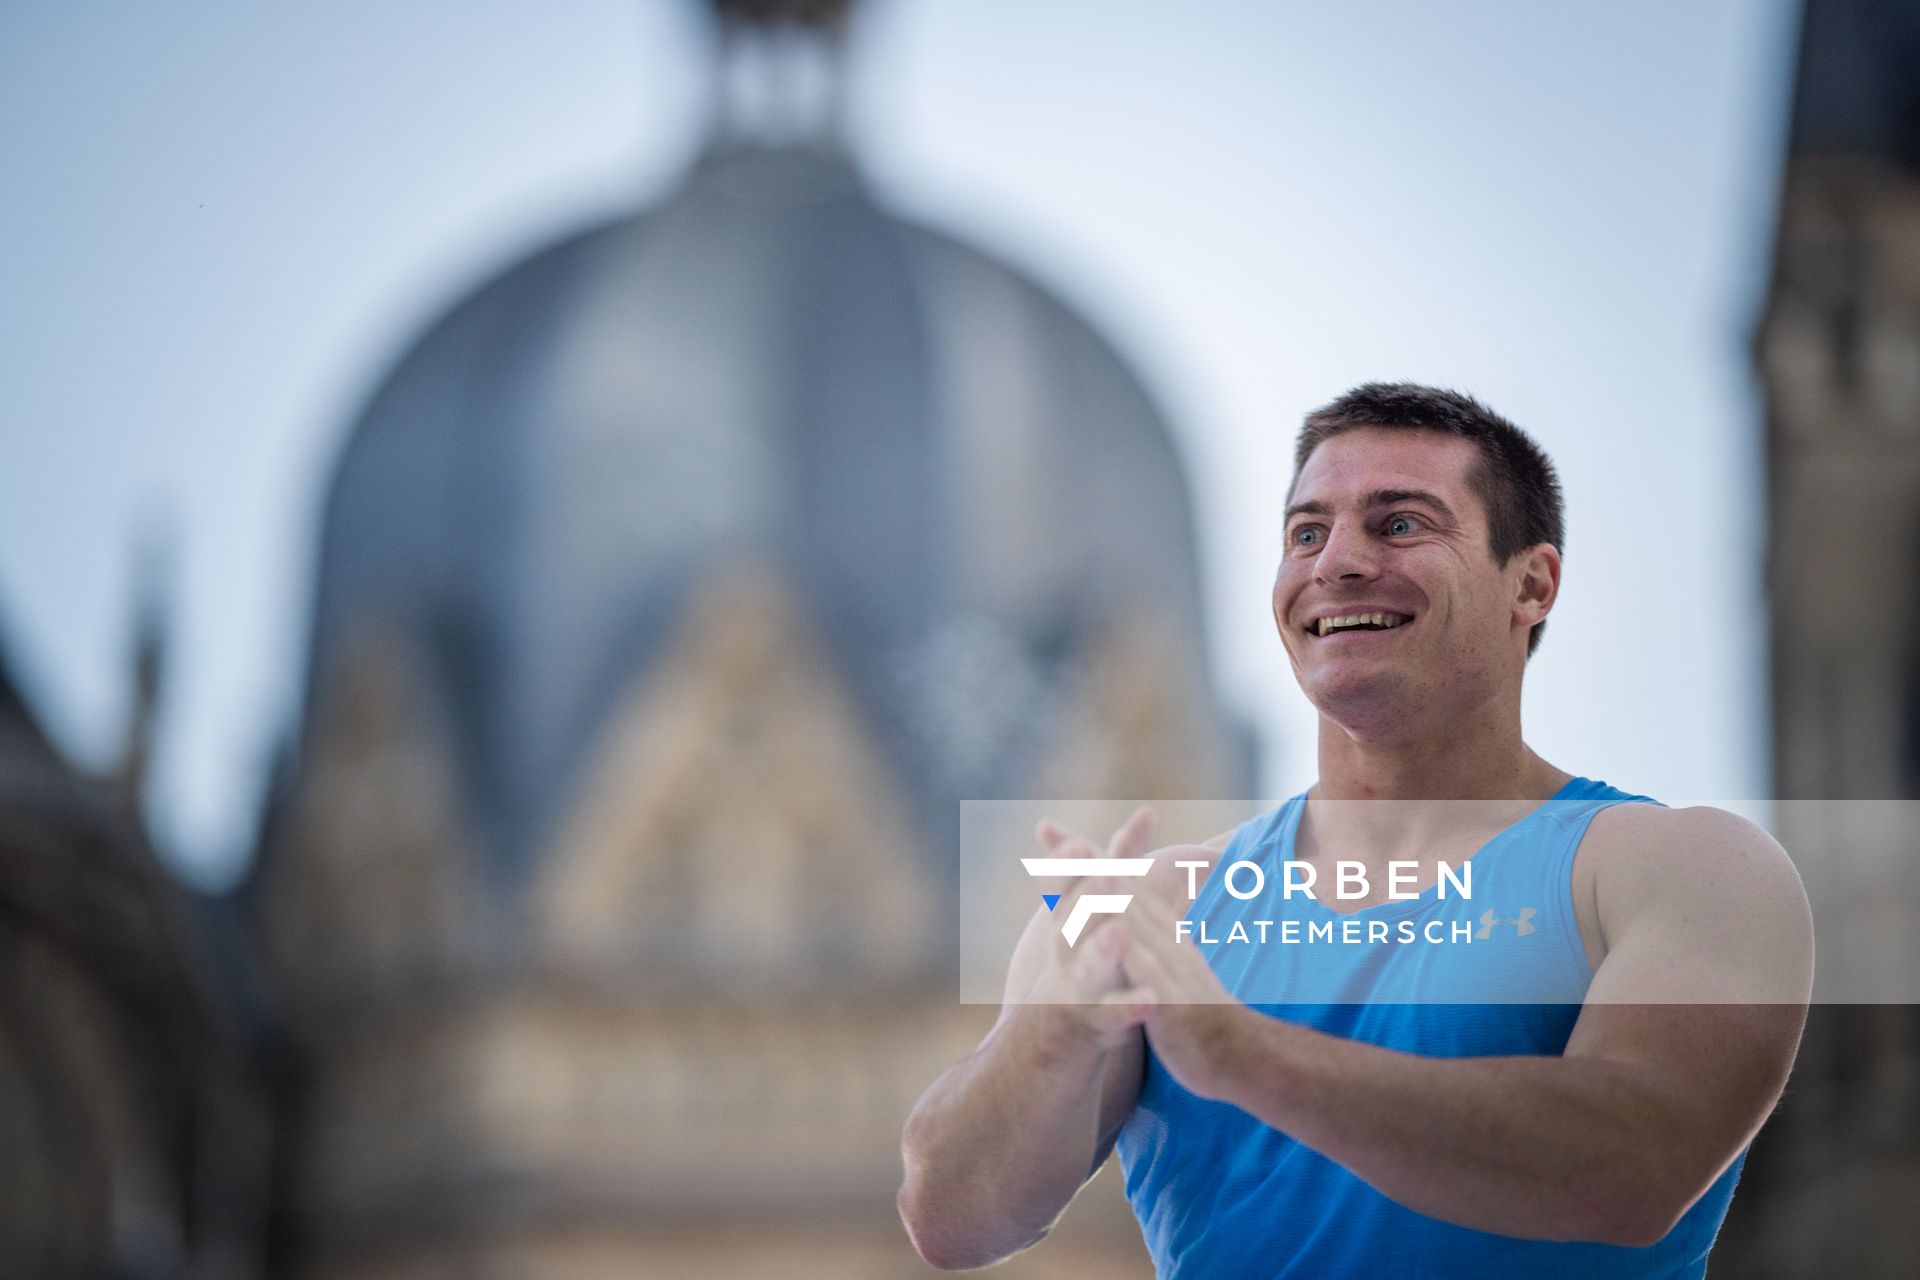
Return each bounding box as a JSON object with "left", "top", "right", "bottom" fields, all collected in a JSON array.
[
  {"left": 1719, "top": 0, "right": 1920, "bottom": 1274},
  {"left": 5, "top": 0, "right": 1920, "bottom": 1276},
  {"left": 0, "top": 614, "right": 268, "bottom": 1279}
]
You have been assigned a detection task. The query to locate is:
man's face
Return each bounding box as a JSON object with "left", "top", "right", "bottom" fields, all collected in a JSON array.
[{"left": 1271, "top": 428, "right": 1546, "bottom": 733}]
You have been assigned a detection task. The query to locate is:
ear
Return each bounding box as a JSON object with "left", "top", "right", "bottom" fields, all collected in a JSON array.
[{"left": 1513, "top": 543, "right": 1560, "bottom": 630}]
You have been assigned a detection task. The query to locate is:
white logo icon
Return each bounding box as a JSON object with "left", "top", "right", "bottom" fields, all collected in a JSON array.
[{"left": 1020, "top": 858, "right": 1155, "bottom": 946}]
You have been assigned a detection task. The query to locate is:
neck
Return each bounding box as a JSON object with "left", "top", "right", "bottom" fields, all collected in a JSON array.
[
  {"left": 1301, "top": 691, "right": 1571, "bottom": 872},
  {"left": 1312, "top": 686, "right": 1567, "bottom": 802}
]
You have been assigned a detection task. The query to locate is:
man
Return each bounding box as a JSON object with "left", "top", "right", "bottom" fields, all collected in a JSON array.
[{"left": 896, "top": 384, "right": 1813, "bottom": 1276}]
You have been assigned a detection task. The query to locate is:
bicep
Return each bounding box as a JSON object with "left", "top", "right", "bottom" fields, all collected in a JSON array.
[
  {"left": 1564, "top": 808, "right": 1812, "bottom": 1173},
  {"left": 1580, "top": 807, "right": 1812, "bottom": 1007}
]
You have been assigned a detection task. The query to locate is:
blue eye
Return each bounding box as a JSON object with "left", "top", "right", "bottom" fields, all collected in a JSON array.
[
  {"left": 1386, "top": 514, "right": 1420, "bottom": 536},
  {"left": 1292, "top": 526, "right": 1320, "bottom": 547}
]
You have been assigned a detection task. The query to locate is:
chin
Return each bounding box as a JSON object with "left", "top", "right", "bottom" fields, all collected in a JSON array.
[{"left": 1305, "top": 670, "right": 1417, "bottom": 733}]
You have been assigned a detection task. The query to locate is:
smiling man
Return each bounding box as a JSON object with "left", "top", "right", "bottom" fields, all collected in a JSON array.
[{"left": 897, "top": 383, "right": 1814, "bottom": 1277}]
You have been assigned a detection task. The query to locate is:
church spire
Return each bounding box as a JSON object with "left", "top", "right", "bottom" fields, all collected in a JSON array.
[{"left": 118, "top": 521, "right": 171, "bottom": 820}]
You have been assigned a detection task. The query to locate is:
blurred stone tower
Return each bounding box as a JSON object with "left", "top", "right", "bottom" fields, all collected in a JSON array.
[
  {"left": 1718, "top": 1, "right": 1920, "bottom": 1276},
  {"left": 246, "top": 2, "right": 1253, "bottom": 1276}
]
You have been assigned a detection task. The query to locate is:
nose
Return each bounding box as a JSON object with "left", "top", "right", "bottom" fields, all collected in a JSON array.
[{"left": 1314, "top": 515, "right": 1382, "bottom": 584}]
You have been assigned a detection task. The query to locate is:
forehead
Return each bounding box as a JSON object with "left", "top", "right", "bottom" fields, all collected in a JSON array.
[{"left": 1289, "top": 428, "right": 1481, "bottom": 511}]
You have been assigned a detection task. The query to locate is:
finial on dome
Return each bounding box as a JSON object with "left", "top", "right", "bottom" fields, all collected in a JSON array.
[
  {"left": 708, "top": 0, "right": 856, "bottom": 29},
  {"left": 704, "top": 0, "right": 859, "bottom": 151}
]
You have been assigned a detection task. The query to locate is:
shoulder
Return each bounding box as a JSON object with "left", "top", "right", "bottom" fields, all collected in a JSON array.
[
  {"left": 1581, "top": 804, "right": 1812, "bottom": 975},
  {"left": 1582, "top": 802, "right": 1800, "bottom": 892}
]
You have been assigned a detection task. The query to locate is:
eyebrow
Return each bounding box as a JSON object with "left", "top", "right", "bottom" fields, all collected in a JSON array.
[{"left": 1284, "top": 488, "right": 1459, "bottom": 525}]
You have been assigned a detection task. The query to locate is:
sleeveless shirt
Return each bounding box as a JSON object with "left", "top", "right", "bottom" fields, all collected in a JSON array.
[{"left": 1114, "top": 776, "right": 1746, "bottom": 1278}]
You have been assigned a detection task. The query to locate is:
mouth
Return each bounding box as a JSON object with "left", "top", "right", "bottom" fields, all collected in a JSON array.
[{"left": 1305, "top": 610, "right": 1415, "bottom": 640}]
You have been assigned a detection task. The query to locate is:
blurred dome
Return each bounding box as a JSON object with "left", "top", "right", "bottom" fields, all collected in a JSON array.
[{"left": 303, "top": 141, "right": 1238, "bottom": 885}]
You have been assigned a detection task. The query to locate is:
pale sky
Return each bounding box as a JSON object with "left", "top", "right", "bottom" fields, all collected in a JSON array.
[{"left": 0, "top": 0, "right": 1801, "bottom": 886}]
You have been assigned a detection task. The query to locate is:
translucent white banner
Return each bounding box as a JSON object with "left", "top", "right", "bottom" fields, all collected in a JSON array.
[{"left": 959, "top": 799, "right": 1910, "bottom": 1005}]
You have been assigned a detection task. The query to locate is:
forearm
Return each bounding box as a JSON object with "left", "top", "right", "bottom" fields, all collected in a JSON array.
[
  {"left": 898, "top": 1006, "right": 1120, "bottom": 1268},
  {"left": 1205, "top": 1010, "right": 1707, "bottom": 1246}
]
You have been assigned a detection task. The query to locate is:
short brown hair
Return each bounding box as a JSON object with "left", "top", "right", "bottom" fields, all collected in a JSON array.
[{"left": 1290, "top": 383, "right": 1566, "bottom": 657}]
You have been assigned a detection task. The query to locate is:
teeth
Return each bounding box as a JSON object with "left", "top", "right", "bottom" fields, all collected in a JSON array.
[{"left": 1316, "top": 612, "right": 1411, "bottom": 636}]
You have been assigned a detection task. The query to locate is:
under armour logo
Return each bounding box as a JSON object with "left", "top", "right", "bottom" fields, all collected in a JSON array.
[
  {"left": 1021, "top": 858, "right": 1154, "bottom": 946},
  {"left": 1477, "top": 907, "right": 1538, "bottom": 939}
]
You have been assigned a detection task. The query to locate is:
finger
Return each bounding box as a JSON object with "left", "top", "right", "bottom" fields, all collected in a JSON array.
[
  {"left": 1123, "top": 906, "right": 1185, "bottom": 967},
  {"left": 1096, "top": 985, "right": 1157, "bottom": 1024},
  {"left": 1108, "top": 805, "right": 1159, "bottom": 859},
  {"left": 1054, "top": 858, "right": 1116, "bottom": 905},
  {"left": 1070, "top": 983, "right": 1153, "bottom": 1037},
  {"left": 1133, "top": 843, "right": 1219, "bottom": 916},
  {"left": 1033, "top": 825, "right": 1111, "bottom": 900},
  {"left": 1125, "top": 866, "right": 1189, "bottom": 921},
  {"left": 1054, "top": 833, "right": 1103, "bottom": 861},
  {"left": 1119, "top": 926, "right": 1179, "bottom": 995},
  {"left": 1037, "top": 814, "right": 1152, "bottom": 902},
  {"left": 1052, "top": 857, "right": 1130, "bottom": 904},
  {"left": 1070, "top": 920, "right": 1147, "bottom": 1003},
  {"left": 1142, "top": 840, "right": 1222, "bottom": 866},
  {"left": 1039, "top": 821, "right": 1108, "bottom": 861},
  {"left": 1037, "top": 820, "right": 1083, "bottom": 853},
  {"left": 1071, "top": 917, "right": 1130, "bottom": 985},
  {"left": 1121, "top": 924, "right": 1198, "bottom": 1005},
  {"left": 1126, "top": 915, "right": 1228, "bottom": 1005}
]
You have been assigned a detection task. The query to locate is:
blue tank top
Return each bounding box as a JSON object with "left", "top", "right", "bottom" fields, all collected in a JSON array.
[{"left": 1115, "top": 776, "right": 1746, "bottom": 1278}]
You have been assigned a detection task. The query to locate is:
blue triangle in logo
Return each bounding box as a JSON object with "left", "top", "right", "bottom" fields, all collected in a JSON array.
[{"left": 1042, "top": 893, "right": 1061, "bottom": 912}]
